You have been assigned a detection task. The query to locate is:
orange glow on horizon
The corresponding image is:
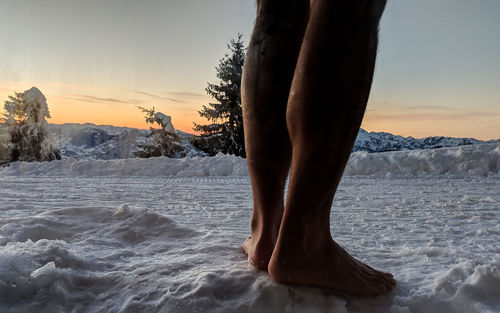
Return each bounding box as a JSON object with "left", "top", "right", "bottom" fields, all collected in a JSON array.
[
  {"left": 47, "top": 97, "right": 204, "bottom": 135},
  {"left": 362, "top": 109, "right": 500, "bottom": 141},
  {"left": 0, "top": 83, "right": 207, "bottom": 135},
  {"left": 1, "top": 84, "right": 499, "bottom": 141}
]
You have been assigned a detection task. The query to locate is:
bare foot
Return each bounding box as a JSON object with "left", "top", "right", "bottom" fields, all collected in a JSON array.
[
  {"left": 243, "top": 236, "right": 275, "bottom": 271},
  {"left": 268, "top": 237, "right": 396, "bottom": 297},
  {"left": 242, "top": 212, "right": 282, "bottom": 271}
]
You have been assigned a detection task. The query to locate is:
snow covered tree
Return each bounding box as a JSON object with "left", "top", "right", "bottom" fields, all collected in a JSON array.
[
  {"left": 0, "top": 119, "right": 10, "bottom": 165},
  {"left": 1, "top": 87, "right": 60, "bottom": 163},
  {"left": 193, "top": 34, "right": 246, "bottom": 157},
  {"left": 133, "top": 106, "right": 185, "bottom": 158}
]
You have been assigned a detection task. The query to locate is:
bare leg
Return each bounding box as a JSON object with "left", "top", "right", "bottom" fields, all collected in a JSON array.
[
  {"left": 268, "top": 0, "right": 396, "bottom": 296},
  {"left": 242, "top": 0, "right": 309, "bottom": 270}
]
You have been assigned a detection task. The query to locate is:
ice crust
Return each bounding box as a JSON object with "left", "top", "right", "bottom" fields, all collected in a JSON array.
[{"left": 1, "top": 143, "right": 499, "bottom": 178}]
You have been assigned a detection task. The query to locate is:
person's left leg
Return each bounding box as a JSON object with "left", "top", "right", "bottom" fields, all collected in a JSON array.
[{"left": 242, "top": 0, "right": 309, "bottom": 271}]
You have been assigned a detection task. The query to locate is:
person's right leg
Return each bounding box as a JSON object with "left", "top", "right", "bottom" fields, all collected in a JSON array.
[
  {"left": 242, "top": 0, "right": 309, "bottom": 271},
  {"left": 268, "top": 0, "right": 396, "bottom": 296}
]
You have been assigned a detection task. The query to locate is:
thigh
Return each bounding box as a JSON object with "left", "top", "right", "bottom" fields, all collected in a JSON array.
[
  {"left": 370, "top": 0, "right": 387, "bottom": 25},
  {"left": 254, "top": 0, "right": 310, "bottom": 35}
]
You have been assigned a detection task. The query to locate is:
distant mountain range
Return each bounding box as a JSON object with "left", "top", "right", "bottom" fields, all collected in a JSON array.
[
  {"left": 48, "top": 123, "right": 499, "bottom": 160},
  {"left": 353, "top": 129, "right": 499, "bottom": 153}
]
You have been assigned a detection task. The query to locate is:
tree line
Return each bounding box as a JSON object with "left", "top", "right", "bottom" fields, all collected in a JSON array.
[{"left": 0, "top": 35, "right": 246, "bottom": 164}]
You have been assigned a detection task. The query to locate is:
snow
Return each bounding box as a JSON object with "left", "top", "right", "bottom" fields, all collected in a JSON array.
[
  {"left": 1, "top": 144, "right": 499, "bottom": 178},
  {"left": 345, "top": 143, "right": 500, "bottom": 178},
  {"left": 154, "top": 112, "right": 176, "bottom": 133},
  {"left": 0, "top": 145, "right": 499, "bottom": 312},
  {"left": 0, "top": 124, "right": 9, "bottom": 164},
  {"left": 47, "top": 123, "right": 204, "bottom": 160},
  {"left": 24, "top": 87, "right": 50, "bottom": 123},
  {"left": 354, "top": 129, "right": 499, "bottom": 153},
  {"left": 2, "top": 87, "right": 60, "bottom": 162},
  {"left": 43, "top": 123, "right": 499, "bottom": 161}
]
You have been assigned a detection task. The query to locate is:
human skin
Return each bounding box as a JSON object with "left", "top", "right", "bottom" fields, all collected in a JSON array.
[
  {"left": 242, "top": 0, "right": 395, "bottom": 297},
  {"left": 241, "top": 0, "right": 309, "bottom": 272}
]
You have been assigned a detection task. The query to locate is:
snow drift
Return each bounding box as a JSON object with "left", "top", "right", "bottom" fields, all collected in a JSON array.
[
  {"left": 1, "top": 143, "right": 499, "bottom": 178},
  {"left": 345, "top": 143, "right": 500, "bottom": 178}
]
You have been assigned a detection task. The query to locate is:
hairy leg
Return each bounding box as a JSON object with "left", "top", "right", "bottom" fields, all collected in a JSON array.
[
  {"left": 268, "top": 0, "right": 395, "bottom": 296},
  {"left": 242, "top": 0, "right": 309, "bottom": 270}
]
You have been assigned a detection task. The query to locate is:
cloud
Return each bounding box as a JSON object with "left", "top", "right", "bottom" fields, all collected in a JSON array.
[
  {"left": 73, "top": 94, "right": 130, "bottom": 104},
  {"left": 165, "top": 91, "right": 206, "bottom": 98},
  {"left": 132, "top": 90, "right": 186, "bottom": 103}
]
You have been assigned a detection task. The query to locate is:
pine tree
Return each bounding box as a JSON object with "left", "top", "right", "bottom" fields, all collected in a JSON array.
[
  {"left": 193, "top": 34, "right": 246, "bottom": 157},
  {"left": 133, "top": 106, "right": 185, "bottom": 158},
  {"left": 1, "top": 87, "right": 60, "bottom": 162}
]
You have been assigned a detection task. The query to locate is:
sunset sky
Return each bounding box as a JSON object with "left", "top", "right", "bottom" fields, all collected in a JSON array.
[{"left": 1, "top": 0, "right": 499, "bottom": 139}]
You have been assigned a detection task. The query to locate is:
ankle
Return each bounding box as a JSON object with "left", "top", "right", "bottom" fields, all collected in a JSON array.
[
  {"left": 250, "top": 206, "right": 283, "bottom": 233},
  {"left": 278, "top": 213, "right": 331, "bottom": 247}
]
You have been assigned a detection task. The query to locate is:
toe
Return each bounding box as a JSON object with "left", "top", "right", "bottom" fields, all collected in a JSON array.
[
  {"left": 381, "top": 276, "right": 396, "bottom": 291},
  {"left": 382, "top": 272, "right": 396, "bottom": 285},
  {"left": 242, "top": 237, "right": 252, "bottom": 255},
  {"left": 371, "top": 282, "right": 388, "bottom": 296}
]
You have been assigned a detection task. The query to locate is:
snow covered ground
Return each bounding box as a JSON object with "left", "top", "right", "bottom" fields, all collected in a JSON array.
[{"left": 1, "top": 144, "right": 499, "bottom": 313}]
